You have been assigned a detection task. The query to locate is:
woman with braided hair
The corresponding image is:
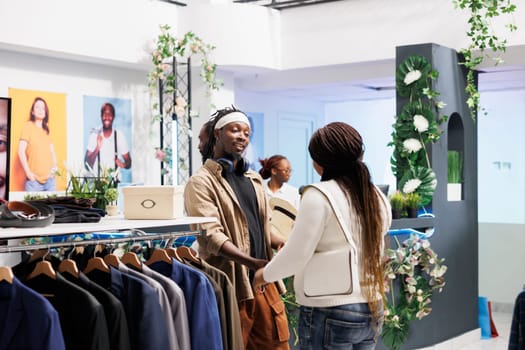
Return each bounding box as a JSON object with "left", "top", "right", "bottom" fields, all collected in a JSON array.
[{"left": 254, "top": 121, "right": 391, "bottom": 350}]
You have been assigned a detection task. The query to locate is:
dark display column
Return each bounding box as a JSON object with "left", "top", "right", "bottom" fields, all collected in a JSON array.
[{"left": 379, "top": 43, "right": 479, "bottom": 349}]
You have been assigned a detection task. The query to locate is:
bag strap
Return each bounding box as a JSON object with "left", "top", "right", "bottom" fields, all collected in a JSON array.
[
  {"left": 114, "top": 130, "right": 118, "bottom": 170},
  {"left": 307, "top": 184, "right": 358, "bottom": 256}
]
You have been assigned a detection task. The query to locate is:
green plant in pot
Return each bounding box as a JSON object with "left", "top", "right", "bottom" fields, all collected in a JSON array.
[
  {"left": 66, "top": 167, "right": 118, "bottom": 210},
  {"left": 104, "top": 188, "right": 119, "bottom": 216},
  {"left": 389, "top": 191, "right": 405, "bottom": 219},
  {"left": 447, "top": 150, "right": 463, "bottom": 201},
  {"left": 404, "top": 192, "right": 421, "bottom": 218}
]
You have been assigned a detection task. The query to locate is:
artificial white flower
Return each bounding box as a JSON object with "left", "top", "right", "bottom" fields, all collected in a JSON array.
[
  {"left": 175, "top": 96, "right": 187, "bottom": 108},
  {"left": 413, "top": 114, "right": 429, "bottom": 132},
  {"left": 403, "top": 179, "right": 422, "bottom": 193},
  {"left": 404, "top": 70, "right": 422, "bottom": 85},
  {"left": 403, "top": 138, "right": 423, "bottom": 153}
]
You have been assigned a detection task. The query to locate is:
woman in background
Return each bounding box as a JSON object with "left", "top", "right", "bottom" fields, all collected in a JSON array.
[
  {"left": 18, "top": 97, "right": 57, "bottom": 191},
  {"left": 259, "top": 154, "right": 300, "bottom": 209},
  {"left": 254, "top": 122, "right": 391, "bottom": 349}
]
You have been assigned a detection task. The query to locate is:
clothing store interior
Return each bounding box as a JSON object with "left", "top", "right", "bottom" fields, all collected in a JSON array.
[{"left": 1, "top": 0, "right": 525, "bottom": 349}]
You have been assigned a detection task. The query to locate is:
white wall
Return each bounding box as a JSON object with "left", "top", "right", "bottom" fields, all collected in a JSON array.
[
  {"left": 0, "top": 0, "right": 177, "bottom": 68},
  {"left": 324, "top": 98, "right": 396, "bottom": 190},
  {"left": 0, "top": 49, "right": 160, "bottom": 191},
  {"left": 478, "top": 90, "right": 525, "bottom": 224},
  {"left": 234, "top": 90, "right": 324, "bottom": 156}
]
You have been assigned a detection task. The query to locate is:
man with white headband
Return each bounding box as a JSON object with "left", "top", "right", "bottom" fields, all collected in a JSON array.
[{"left": 184, "top": 106, "right": 290, "bottom": 350}]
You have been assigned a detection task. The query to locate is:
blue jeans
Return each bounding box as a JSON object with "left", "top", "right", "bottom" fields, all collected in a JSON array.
[
  {"left": 298, "top": 302, "right": 383, "bottom": 350},
  {"left": 25, "top": 177, "right": 56, "bottom": 191}
]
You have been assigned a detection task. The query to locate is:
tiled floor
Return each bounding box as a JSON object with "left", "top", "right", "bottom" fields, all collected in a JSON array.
[
  {"left": 417, "top": 311, "right": 512, "bottom": 350},
  {"left": 460, "top": 312, "right": 511, "bottom": 350}
]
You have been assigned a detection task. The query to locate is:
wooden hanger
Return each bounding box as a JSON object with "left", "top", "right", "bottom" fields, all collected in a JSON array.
[
  {"left": 103, "top": 254, "right": 121, "bottom": 269},
  {"left": 27, "top": 260, "right": 57, "bottom": 280},
  {"left": 58, "top": 244, "right": 80, "bottom": 278},
  {"left": 0, "top": 266, "right": 14, "bottom": 284},
  {"left": 84, "top": 257, "right": 110, "bottom": 274},
  {"left": 145, "top": 248, "right": 172, "bottom": 266},
  {"left": 27, "top": 249, "right": 49, "bottom": 263},
  {"left": 166, "top": 247, "right": 182, "bottom": 262},
  {"left": 176, "top": 246, "right": 200, "bottom": 264},
  {"left": 58, "top": 259, "right": 80, "bottom": 279},
  {"left": 121, "top": 252, "right": 142, "bottom": 271}
]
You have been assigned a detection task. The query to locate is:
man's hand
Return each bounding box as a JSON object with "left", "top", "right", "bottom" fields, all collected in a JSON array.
[
  {"left": 253, "top": 268, "right": 267, "bottom": 291},
  {"left": 250, "top": 258, "right": 268, "bottom": 271}
]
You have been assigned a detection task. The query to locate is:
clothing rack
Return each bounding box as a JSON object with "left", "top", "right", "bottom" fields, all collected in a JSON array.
[
  {"left": 0, "top": 216, "right": 215, "bottom": 255},
  {"left": 0, "top": 229, "right": 198, "bottom": 254}
]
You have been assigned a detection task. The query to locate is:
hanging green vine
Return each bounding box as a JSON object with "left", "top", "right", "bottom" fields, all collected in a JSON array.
[{"left": 453, "top": 0, "right": 517, "bottom": 119}]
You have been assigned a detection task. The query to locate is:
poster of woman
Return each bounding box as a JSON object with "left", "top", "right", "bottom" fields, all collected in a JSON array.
[{"left": 8, "top": 88, "right": 67, "bottom": 192}]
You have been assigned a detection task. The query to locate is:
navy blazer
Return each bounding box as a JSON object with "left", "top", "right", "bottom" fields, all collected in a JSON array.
[
  {"left": 62, "top": 271, "right": 131, "bottom": 350},
  {"left": 86, "top": 266, "right": 170, "bottom": 350},
  {"left": 150, "top": 258, "right": 223, "bottom": 350},
  {"left": 0, "top": 277, "right": 65, "bottom": 350},
  {"left": 24, "top": 273, "right": 110, "bottom": 350}
]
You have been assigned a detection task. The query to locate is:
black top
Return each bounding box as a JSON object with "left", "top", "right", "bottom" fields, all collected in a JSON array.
[{"left": 224, "top": 170, "right": 267, "bottom": 262}]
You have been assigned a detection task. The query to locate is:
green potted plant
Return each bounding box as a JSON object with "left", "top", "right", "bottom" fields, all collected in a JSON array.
[
  {"left": 104, "top": 188, "right": 119, "bottom": 216},
  {"left": 447, "top": 150, "right": 463, "bottom": 201},
  {"left": 405, "top": 192, "right": 421, "bottom": 218},
  {"left": 389, "top": 191, "right": 405, "bottom": 219}
]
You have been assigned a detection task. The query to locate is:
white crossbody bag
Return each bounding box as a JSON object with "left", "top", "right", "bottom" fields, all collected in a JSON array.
[{"left": 303, "top": 184, "right": 358, "bottom": 297}]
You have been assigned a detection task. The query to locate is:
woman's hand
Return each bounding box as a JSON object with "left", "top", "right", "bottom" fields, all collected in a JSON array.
[{"left": 253, "top": 268, "right": 267, "bottom": 291}]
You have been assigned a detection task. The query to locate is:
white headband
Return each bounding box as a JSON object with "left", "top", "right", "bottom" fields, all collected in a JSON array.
[{"left": 214, "top": 111, "right": 251, "bottom": 130}]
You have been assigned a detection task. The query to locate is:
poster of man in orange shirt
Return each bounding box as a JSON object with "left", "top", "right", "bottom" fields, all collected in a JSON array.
[{"left": 8, "top": 88, "right": 67, "bottom": 192}]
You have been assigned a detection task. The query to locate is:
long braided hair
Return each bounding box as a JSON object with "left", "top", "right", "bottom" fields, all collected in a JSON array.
[{"left": 308, "top": 121, "right": 385, "bottom": 324}]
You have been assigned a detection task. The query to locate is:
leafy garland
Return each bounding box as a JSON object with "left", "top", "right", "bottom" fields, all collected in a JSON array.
[
  {"left": 453, "top": 0, "right": 517, "bottom": 119},
  {"left": 389, "top": 55, "right": 447, "bottom": 206},
  {"left": 148, "top": 24, "right": 221, "bottom": 180},
  {"left": 382, "top": 234, "right": 447, "bottom": 350}
]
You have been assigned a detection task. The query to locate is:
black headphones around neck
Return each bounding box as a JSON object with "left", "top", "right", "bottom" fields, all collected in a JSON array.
[{"left": 216, "top": 157, "right": 250, "bottom": 175}]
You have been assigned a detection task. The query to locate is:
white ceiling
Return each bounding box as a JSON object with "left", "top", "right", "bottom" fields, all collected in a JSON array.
[{"left": 226, "top": 61, "right": 525, "bottom": 103}]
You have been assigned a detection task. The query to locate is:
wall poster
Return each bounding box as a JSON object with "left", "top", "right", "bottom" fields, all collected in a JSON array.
[
  {"left": 8, "top": 88, "right": 67, "bottom": 193},
  {"left": 0, "top": 97, "right": 11, "bottom": 201},
  {"left": 83, "top": 96, "right": 132, "bottom": 184}
]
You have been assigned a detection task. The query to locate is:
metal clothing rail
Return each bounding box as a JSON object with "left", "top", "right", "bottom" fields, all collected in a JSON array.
[{"left": 0, "top": 229, "right": 200, "bottom": 254}]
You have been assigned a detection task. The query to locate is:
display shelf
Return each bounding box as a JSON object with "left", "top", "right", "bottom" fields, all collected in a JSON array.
[
  {"left": 0, "top": 215, "right": 216, "bottom": 240},
  {"left": 389, "top": 217, "right": 435, "bottom": 230}
]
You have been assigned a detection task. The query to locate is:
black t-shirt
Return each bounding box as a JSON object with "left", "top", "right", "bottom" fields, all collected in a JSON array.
[{"left": 224, "top": 171, "right": 267, "bottom": 262}]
